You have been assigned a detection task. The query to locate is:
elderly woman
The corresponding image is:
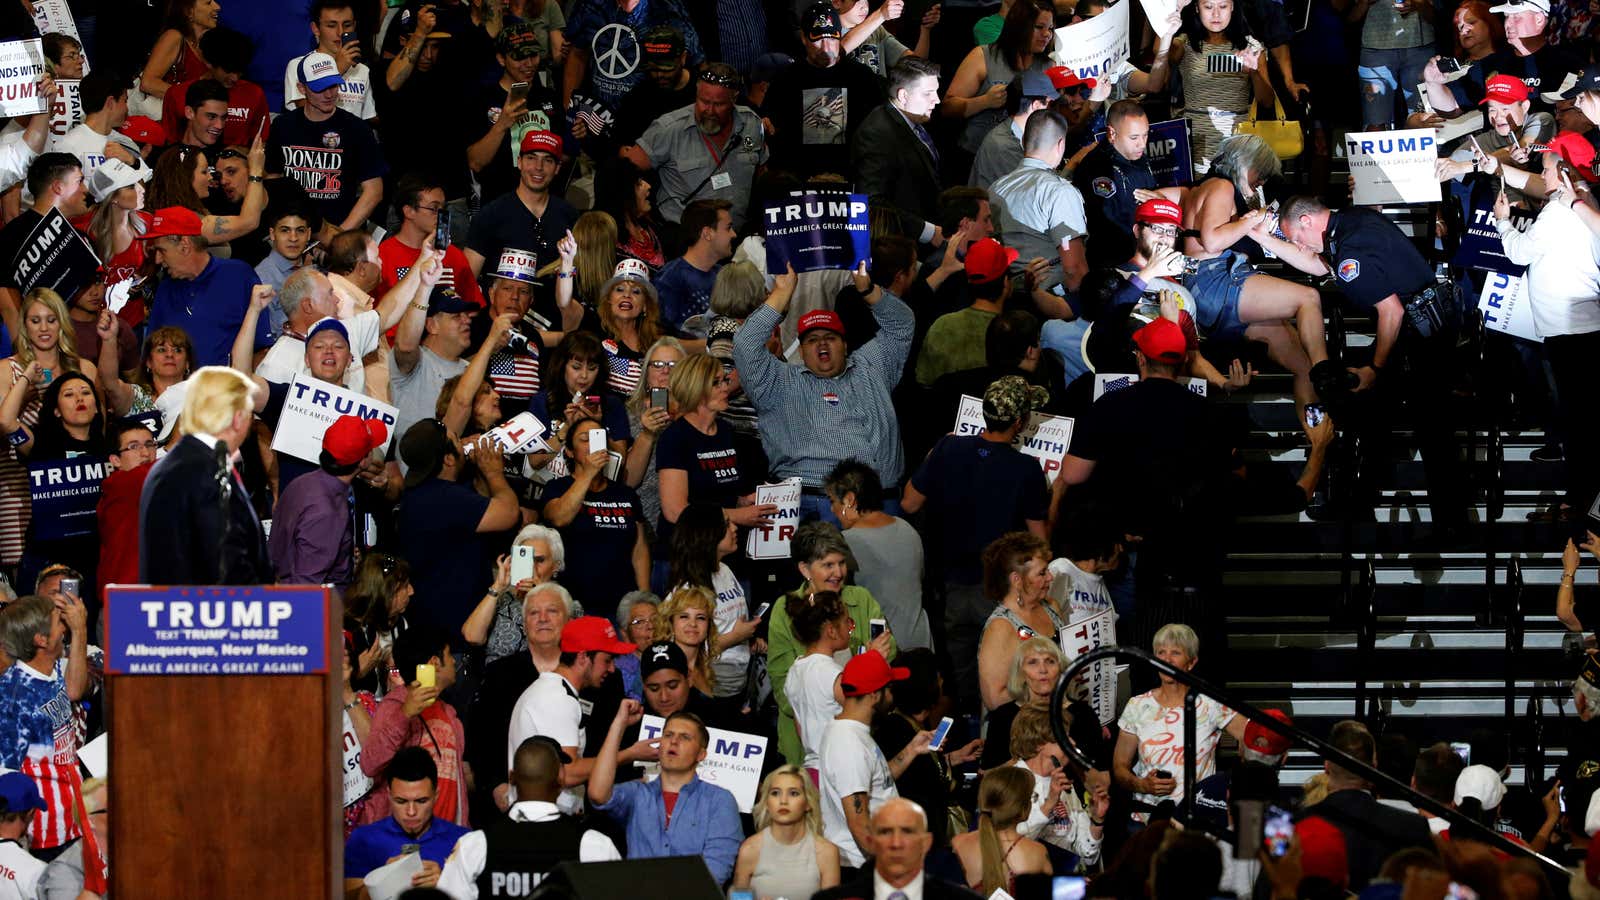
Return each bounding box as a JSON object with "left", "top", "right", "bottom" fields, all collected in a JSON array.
[
  {"left": 979, "top": 636, "right": 1113, "bottom": 771},
  {"left": 978, "top": 532, "right": 1065, "bottom": 713},
  {"left": 1009, "top": 705, "right": 1109, "bottom": 870},
  {"left": 768, "top": 520, "right": 896, "bottom": 768},
  {"left": 614, "top": 590, "right": 661, "bottom": 701},
  {"left": 825, "top": 458, "right": 929, "bottom": 651},
  {"left": 461, "top": 524, "right": 565, "bottom": 664},
  {"left": 1113, "top": 623, "right": 1247, "bottom": 824}
]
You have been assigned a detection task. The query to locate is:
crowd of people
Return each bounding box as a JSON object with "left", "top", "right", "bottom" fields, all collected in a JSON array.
[{"left": 0, "top": 0, "right": 1596, "bottom": 896}]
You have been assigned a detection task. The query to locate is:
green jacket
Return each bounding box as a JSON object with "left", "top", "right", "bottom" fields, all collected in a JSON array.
[{"left": 768, "top": 583, "right": 897, "bottom": 767}]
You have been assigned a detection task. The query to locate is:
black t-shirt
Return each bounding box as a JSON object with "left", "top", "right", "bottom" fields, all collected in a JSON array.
[
  {"left": 614, "top": 78, "right": 697, "bottom": 147},
  {"left": 466, "top": 191, "right": 580, "bottom": 276},
  {"left": 1455, "top": 45, "right": 1585, "bottom": 114},
  {"left": 395, "top": 478, "right": 492, "bottom": 631},
  {"left": 541, "top": 475, "right": 644, "bottom": 613},
  {"left": 653, "top": 417, "right": 747, "bottom": 546},
  {"left": 468, "top": 79, "right": 568, "bottom": 205},
  {"left": 206, "top": 178, "right": 314, "bottom": 267},
  {"left": 762, "top": 58, "right": 883, "bottom": 180},
  {"left": 1326, "top": 208, "right": 1434, "bottom": 309},
  {"left": 267, "top": 108, "right": 388, "bottom": 229},
  {"left": 873, "top": 712, "right": 952, "bottom": 846},
  {"left": 0, "top": 209, "right": 42, "bottom": 291},
  {"left": 909, "top": 434, "right": 1048, "bottom": 584},
  {"left": 373, "top": 68, "right": 474, "bottom": 200}
]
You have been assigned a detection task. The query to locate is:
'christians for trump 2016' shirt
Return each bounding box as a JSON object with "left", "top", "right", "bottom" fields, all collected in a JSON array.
[
  {"left": 267, "top": 107, "right": 387, "bottom": 230},
  {"left": 542, "top": 475, "right": 644, "bottom": 613}
]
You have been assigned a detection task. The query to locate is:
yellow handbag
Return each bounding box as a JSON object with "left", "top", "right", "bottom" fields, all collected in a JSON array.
[{"left": 1235, "top": 90, "right": 1304, "bottom": 160}]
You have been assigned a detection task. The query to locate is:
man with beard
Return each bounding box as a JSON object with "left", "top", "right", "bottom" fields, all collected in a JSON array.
[
  {"left": 763, "top": 2, "right": 883, "bottom": 181},
  {"left": 818, "top": 649, "right": 933, "bottom": 869},
  {"left": 626, "top": 64, "right": 767, "bottom": 232},
  {"left": 614, "top": 26, "right": 697, "bottom": 148},
  {"left": 1074, "top": 100, "right": 1162, "bottom": 269},
  {"left": 466, "top": 131, "right": 578, "bottom": 278}
]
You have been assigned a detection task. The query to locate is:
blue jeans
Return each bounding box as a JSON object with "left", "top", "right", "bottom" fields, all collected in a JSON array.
[
  {"left": 1040, "top": 317, "right": 1093, "bottom": 384},
  {"left": 1358, "top": 45, "right": 1434, "bottom": 128}
]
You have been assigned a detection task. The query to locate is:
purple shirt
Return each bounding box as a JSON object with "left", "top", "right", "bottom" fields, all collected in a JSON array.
[{"left": 268, "top": 468, "right": 353, "bottom": 588}]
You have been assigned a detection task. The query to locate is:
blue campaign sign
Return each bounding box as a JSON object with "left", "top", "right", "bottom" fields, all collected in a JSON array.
[
  {"left": 763, "top": 191, "right": 872, "bottom": 275},
  {"left": 1453, "top": 198, "right": 1532, "bottom": 274},
  {"left": 1093, "top": 119, "right": 1193, "bottom": 188},
  {"left": 28, "top": 456, "right": 106, "bottom": 541},
  {"left": 105, "top": 585, "right": 330, "bottom": 675}
]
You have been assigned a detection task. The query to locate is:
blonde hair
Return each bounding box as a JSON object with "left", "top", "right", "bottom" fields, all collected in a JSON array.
[
  {"left": 626, "top": 335, "right": 686, "bottom": 418},
  {"left": 753, "top": 765, "right": 823, "bottom": 834},
  {"left": 177, "top": 366, "right": 256, "bottom": 437},
  {"left": 13, "top": 288, "right": 82, "bottom": 370},
  {"left": 653, "top": 585, "right": 721, "bottom": 690},
  {"left": 573, "top": 211, "right": 618, "bottom": 304},
  {"left": 1006, "top": 636, "right": 1065, "bottom": 703},
  {"left": 1008, "top": 704, "right": 1064, "bottom": 761},
  {"left": 977, "top": 766, "right": 1036, "bottom": 896},
  {"left": 1152, "top": 622, "right": 1199, "bottom": 661},
  {"left": 667, "top": 353, "right": 721, "bottom": 415}
]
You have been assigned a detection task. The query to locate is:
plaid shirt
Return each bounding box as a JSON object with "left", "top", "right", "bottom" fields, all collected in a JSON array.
[{"left": 732, "top": 293, "right": 913, "bottom": 488}]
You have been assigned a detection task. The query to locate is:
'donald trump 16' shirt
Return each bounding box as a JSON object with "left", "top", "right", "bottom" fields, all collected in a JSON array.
[{"left": 267, "top": 107, "right": 387, "bottom": 230}]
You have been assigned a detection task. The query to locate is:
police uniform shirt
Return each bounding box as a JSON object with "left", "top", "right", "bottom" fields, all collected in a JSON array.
[
  {"left": 435, "top": 800, "right": 621, "bottom": 900},
  {"left": 1325, "top": 208, "right": 1434, "bottom": 309},
  {"left": 1075, "top": 141, "right": 1158, "bottom": 268},
  {"left": 637, "top": 104, "right": 768, "bottom": 229}
]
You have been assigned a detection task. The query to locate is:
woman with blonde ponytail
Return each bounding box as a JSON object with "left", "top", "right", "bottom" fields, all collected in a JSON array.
[{"left": 952, "top": 766, "right": 1052, "bottom": 894}]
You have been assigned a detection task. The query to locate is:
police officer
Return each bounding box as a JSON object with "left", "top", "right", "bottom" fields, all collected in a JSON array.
[
  {"left": 1074, "top": 99, "right": 1160, "bottom": 269},
  {"left": 437, "top": 737, "right": 621, "bottom": 899},
  {"left": 1271, "top": 195, "right": 1469, "bottom": 540}
]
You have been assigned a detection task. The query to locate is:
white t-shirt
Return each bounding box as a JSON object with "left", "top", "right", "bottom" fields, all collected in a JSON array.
[
  {"left": 1047, "top": 557, "right": 1119, "bottom": 726},
  {"left": 283, "top": 56, "right": 378, "bottom": 120},
  {"left": 390, "top": 344, "right": 468, "bottom": 468},
  {"left": 507, "top": 671, "right": 588, "bottom": 814},
  {"left": 818, "top": 717, "right": 898, "bottom": 867},
  {"left": 784, "top": 653, "right": 842, "bottom": 769},
  {"left": 1013, "top": 758, "right": 1102, "bottom": 862},
  {"left": 257, "top": 309, "right": 383, "bottom": 393},
  {"left": 708, "top": 564, "right": 750, "bottom": 697},
  {"left": 1116, "top": 691, "right": 1235, "bottom": 822},
  {"left": 48, "top": 123, "right": 139, "bottom": 181},
  {"left": 0, "top": 838, "right": 44, "bottom": 900}
]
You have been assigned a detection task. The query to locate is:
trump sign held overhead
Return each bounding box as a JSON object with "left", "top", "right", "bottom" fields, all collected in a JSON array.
[
  {"left": 1051, "top": 0, "right": 1129, "bottom": 85},
  {"left": 270, "top": 375, "right": 399, "bottom": 463},
  {"left": 1453, "top": 197, "right": 1532, "bottom": 274},
  {"left": 637, "top": 714, "right": 766, "bottom": 813},
  {"left": 764, "top": 192, "right": 871, "bottom": 274},
  {"left": 1348, "top": 129, "right": 1440, "bottom": 205},
  {"left": 12, "top": 208, "right": 102, "bottom": 302},
  {"left": 0, "top": 40, "right": 48, "bottom": 117},
  {"left": 105, "top": 585, "right": 330, "bottom": 675}
]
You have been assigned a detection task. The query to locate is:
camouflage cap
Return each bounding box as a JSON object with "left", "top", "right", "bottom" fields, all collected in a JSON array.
[{"left": 983, "top": 375, "right": 1049, "bottom": 423}]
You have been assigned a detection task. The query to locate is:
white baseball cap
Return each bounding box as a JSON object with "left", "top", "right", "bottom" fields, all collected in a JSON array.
[
  {"left": 298, "top": 52, "right": 345, "bottom": 92},
  {"left": 1488, "top": 0, "right": 1549, "bottom": 15},
  {"left": 87, "top": 159, "right": 151, "bottom": 203}
]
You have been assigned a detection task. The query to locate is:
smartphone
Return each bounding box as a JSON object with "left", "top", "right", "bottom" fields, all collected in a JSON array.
[
  {"left": 587, "top": 427, "right": 607, "bottom": 455},
  {"left": 870, "top": 618, "right": 887, "bottom": 641},
  {"left": 59, "top": 577, "right": 80, "bottom": 598},
  {"left": 586, "top": 394, "right": 602, "bottom": 408},
  {"left": 929, "top": 716, "right": 954, "bottom": 750},
  {"left": 1451, "top": 741, "right": 1472, "bottom": 765},
  {"left": 730, "top": 892, "right": 755, "bottom": 900},
  {"left": 1305, "top": 403, "right": 1325, "bottom": 428},
  {"left": 507, "top": 81, "right": 530, "bottom": 107},
  {"left": 650, "top": 387, "right": 669, "bottom": 409},
  {"left": 1264, "top": 807, "right": 1295, "bottom": 857},
  {"left": 1151, "top": 769, "right": 1172, "bottom": 779},
  {"left": 1053, "top": 876, "right": 1088, "bottom": 900},
  {"left": 1436, "top": 56, "right": 1462, "bottom": 74},
  {"left": 1448, "top": 883, "right": 1480, "bottom": 900},
  {"left": 415, "top": 663, "right": 436, "bottom": 687},
  {"left": 511, "top": 543, "right": 537, "bottom": 584},
  {"left": 755, "top": 601, "right": 772, "bottom": 619},
  {"left": 435, "top": 206, "right": 451, "bottom": 250}
]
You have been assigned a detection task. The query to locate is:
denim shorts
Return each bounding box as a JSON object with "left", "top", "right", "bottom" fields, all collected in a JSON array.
[{"left": 1187, "top": 251, "right": 1253, "bottom": 341}]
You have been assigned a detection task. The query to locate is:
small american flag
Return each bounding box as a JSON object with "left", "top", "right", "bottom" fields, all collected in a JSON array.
[
  {"left": 489, "top": 350, "right": 540, "bottom": 400},
  {"left": 568, "top": 94, "right": 614, "bottom": 138}
]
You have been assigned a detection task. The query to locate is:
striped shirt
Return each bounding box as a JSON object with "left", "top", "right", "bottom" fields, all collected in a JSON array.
[{"left": 732, "top": 293, "right": 913, "bottom": 488}]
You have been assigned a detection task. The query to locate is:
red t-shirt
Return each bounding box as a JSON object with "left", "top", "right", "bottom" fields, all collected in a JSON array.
[
  {"left": 161, "top": 78, "right": 271, "bottom": 148},
  {"left": 662, "top": 790, "right": 679, "bottom": 826},
  {"left": 376, "top": 238, "right": 484, "bottom": 308},
  {"left": 97, "top": 463, "right": 151, "bottom": 590}
]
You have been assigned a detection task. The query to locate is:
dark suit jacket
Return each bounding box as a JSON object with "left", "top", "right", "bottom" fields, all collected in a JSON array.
[
  {"left": 138, "top": 435, "right": 272, "bottom": 584},
  {"left": 853, "top": 102, "right": 943, "bottom": 241},
  {"left": 812, "top": 868, "right": 983, "bottom": 900},
  {"left": 1302, "top": 789, "right": 1436, "bottom": 890}
]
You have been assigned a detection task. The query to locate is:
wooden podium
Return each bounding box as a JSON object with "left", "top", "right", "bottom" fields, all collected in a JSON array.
[{"left": 103, "top": 585, "right": 341, "bottom": 898}]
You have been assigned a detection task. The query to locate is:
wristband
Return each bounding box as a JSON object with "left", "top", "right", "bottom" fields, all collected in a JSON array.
[
  {"left": 6, "top": 427, "right": 25, "bottom": 447},
  {"left": 556, "top": 270, "right": 574, "bottom": 279},
  {"left": 248, "top": 175, "right": 264, "bottom": 184}
]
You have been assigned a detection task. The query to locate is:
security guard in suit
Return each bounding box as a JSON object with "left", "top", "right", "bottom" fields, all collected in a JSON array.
[{"left": 1074, "top": 99, "right": 1160, "bottom": 269}]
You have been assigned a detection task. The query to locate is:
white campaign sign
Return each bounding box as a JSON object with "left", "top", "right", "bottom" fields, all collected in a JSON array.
[
  {"left": 1092, "top": 374, "right": 1209, "bottom": 400},
  {"left": 1477, "top": 270, "right": 1541, "bottom": 343},
  {"left": 1062, "top": 609, "right": 1118, "bottom": 727},
  {"left": 1347, "top": 128, "right": 1441, "bottom": 205},
  {"left": 269, "top": 375, "right": 399, "bottom": 463},
  {"left": 47, "top": 79, "right": 79, "bottom": 139},
  {"left": 953, "top": 396, "right": 1076, "bottom": 485},
  {"left": 0, "top": 40, "right": 49, "bottom": 117},
  {"left": 745, "top": 477, "right": 802, "bottom": 560},
  {"left": 638, "top": 714, "right": 767, "bottom": 813},
  {"left": 31, "top": 0, "right": 83, "bottom": 50},
  {"left": 1050, "top": 0, "right": 1129, "bottom": 84},
  {"left": 341, "top": 710, "right": 373, "bottom": 808},
  {"left": 482, "top": 411, "right": 550, "bottom": 455}
]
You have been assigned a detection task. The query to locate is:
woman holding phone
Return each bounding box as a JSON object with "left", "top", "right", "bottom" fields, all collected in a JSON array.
[
  {"left": 622, "top": 336, "right": 682, "bottom": 538},
  {"left": 541, "top": 417, "right": 651, "bottom": 613},
  {"left": 461, "top": 524, "right": 564, "bottom": 663},
  {"left": 525, "top": 332, "right": 631, "bottom": 473}
]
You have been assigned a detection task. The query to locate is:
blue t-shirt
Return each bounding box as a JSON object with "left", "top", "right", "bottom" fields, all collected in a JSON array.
[
  {"left": 396, "top": 478, "right": 493, "bottom": 632},
  {"left": 653, "top": 416, "right": 745, "bottom": 548},
  {"left": 908, "top": 435, "right": 1048, "bottom": 584},
  {"left": 542, "top": 474, "right": 644, "bottom": 613},
  {"left": 0, "top": 656, "right": 71, "bottom": 770},
  {"left": 148, "top": 255, "right": 271, "bottom": 368},
  {"left": 653, "top": 258, "right": 720, "bottom": 331},
  {"left": 343, "top": 815, "right": 470, "bottom": 878}
]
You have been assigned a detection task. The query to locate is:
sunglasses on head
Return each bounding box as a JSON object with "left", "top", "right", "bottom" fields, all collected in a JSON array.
[
  {"left": 698, "top": 68, "right": 742, "bottom": 90},
  {"left": 213, "top": 148, "right": 246, "bottom": 163}
]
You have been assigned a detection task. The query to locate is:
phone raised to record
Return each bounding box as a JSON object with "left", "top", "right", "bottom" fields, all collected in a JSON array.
[
  {"left": 435, "top": 206, "right": 451, "bottom": 250},
  {"left": 650, "top": 387, "right": 669, "bottom": 409},
  {"left": 1264, "top": 806, "right": 1295, "bottom": 858},
  {"left": 507, "top": 81, "right": 530, "bottom": 107},
  {"left": 870, "top": 618, "right": 887, "bottom": 641},
  {"left": 60, "top": 577, "right": 80, "bottom": 598},
  {"left": 1450, "top": 741, "right": 1471, "bottom": 765},
  {"left": 1305, "top": 403, "right": 1326, "bottom": 428},
  {"left": 929, "top": 716, "right": 954, "bottom": 750},
  {"left": 587, "top": 427, "right": 607, "bottom": 455},
  {"left": 511, "top": 543, "right": 537, "bottom": 584},
  {"left": 415, "top": 663, "right": 436, "bottom": 688},
  {"left": 1053, "top": 876, "right": 1087, "bottom": 900}
]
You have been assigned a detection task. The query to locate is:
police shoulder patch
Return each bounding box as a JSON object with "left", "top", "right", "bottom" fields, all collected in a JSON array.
[
  {"left": 1337, "top": 259, "right": 1360, "bottom": 282},
  {"left": 1092, "top": 176, "right": 1116, "bottom": 199}
]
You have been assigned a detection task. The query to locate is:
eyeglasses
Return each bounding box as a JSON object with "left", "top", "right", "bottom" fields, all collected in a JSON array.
[
  {"left": 413, "top": 204, "right": 446, "bottom": 214},
  {"left": 647, "top": 359, "right": 678, "bottom": 369},
  {"left": 119, "top": 440, "right": 156, "bottom": 453},
  {"left": 628, "top": 616, "right": 653, "bottom": 627}
]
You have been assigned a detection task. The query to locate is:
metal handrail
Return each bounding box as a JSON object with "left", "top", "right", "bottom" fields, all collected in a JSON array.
[
  {"left": 1505, "top": 557, "right": 1525, "bottom": 727},
  {"left": 1051, "top": 646, "right": 1570, "bottom": 884},
  {"left": 1525, "top": 692, "right": 1545, "bottom": 787},
  {"left": 1355, "top": 559, "right": 1377, "bottom": 720}
]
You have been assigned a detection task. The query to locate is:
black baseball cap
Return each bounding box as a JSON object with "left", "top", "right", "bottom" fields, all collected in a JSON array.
[
  {"left": 1558, "top": 65, "right": 1600, "bottom": 99},
  {"left": 399, "top": 418, "right": 452, "bottom": 489},
  {"left": 640, "top": 25, "right": 685, "bottom": 70},
  {"left": 802, "top": 1, "right": 842, "bottom": 40},
  {"left": 640, "top": 641, "right": 689, "bottom": 679}
]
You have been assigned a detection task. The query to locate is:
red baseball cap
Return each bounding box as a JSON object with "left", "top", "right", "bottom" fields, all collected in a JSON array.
[
  {"left": 1480, "top": 74, "right": 1530, "bottom": 105},
  {"left": 840, "top": 649, "right": 910, "bottom": 697},
  {"left": 137, "top": 206, "right": 204, "bottom": 240},
  {"left": 1547, "top": 130, "right": 1600, "bottom": 182},
  {"left": 519, "top": 129, "right": 563, "bottom": 160},
  {"left": 1296, "top": 817, "right": 1349, "bottom": 890},
  {"left": 965, "top": 237, "right": 1018, "bottom": 284},
  {"left": 798, "top": 309, "right": 845, "bottom": 338},
  {"left": 1242, "top": 709, "right": 1294, "bottom": 756},
  {"left": 560, "top": 616, "right": 637, "bottom": 655},
  {"left": 1133, "top": 317, "right": 1186, "bottom": 363},
  {"left": 322, "top": 415, "right": 388, "bottom": 467},
  {"left": 1135, "top": 198, "right": 1183, "bottom": 227},
  {"left": 118, "top": 115, "right": 166, "bottom": 145},
  {"left": 1047, "top": 66, "right": 1096, "bottom": 91}
]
